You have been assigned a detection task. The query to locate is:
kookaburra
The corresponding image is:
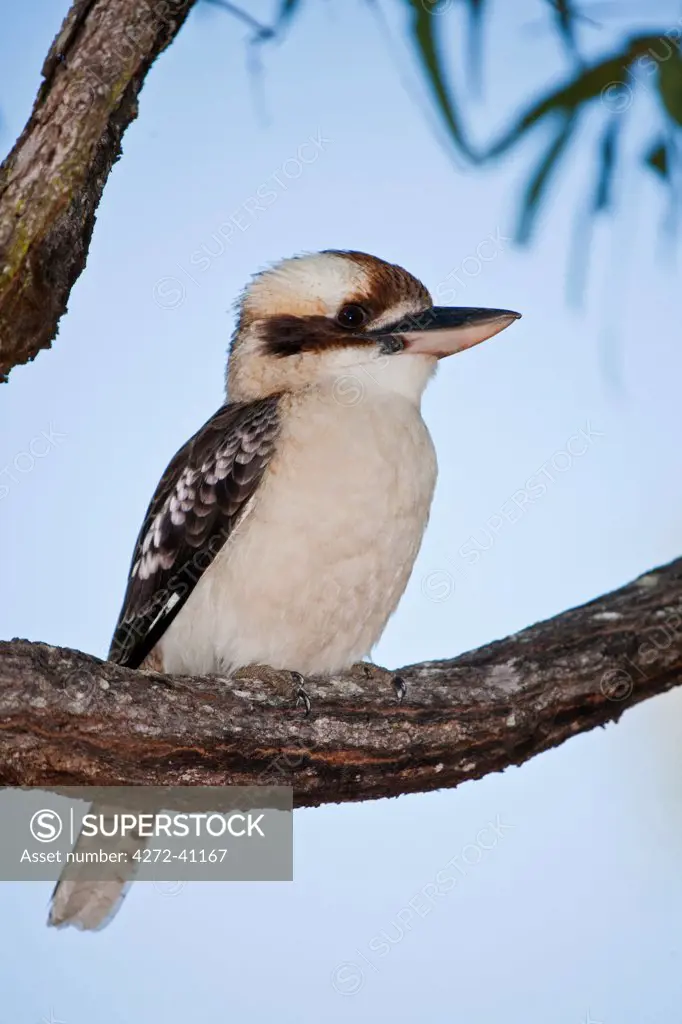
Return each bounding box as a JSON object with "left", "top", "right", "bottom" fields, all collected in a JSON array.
[
  {"left": 110, "top": 249, "right": 520, "bottom": 676},
  {"left": 49, "top": 249, "right": 519, "bottom": 930}
]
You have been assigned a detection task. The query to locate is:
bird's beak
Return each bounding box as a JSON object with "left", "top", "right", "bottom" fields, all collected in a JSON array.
[{"left": 370, "top": 306, "right": 522, "bottom": 358}]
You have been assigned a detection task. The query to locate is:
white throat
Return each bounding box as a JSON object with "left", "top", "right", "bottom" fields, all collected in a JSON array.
[{"left": 321, "top": 350, "right": 437, "bottom": 406}]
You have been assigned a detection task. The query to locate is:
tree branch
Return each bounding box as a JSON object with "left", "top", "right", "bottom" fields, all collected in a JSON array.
[
  {"left": 0, "top": 0, "right": 197, "bottom": 382},
  {"left": 1, "top": 558, "right": 681, "bottom": 805}
]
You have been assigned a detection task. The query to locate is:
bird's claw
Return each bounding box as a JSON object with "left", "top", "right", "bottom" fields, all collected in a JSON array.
[
  {"left": 296, "top": 687, "right": 312, "bottom": 716},
  {"left": 291, "top": 671, "right": 312, "bottom": 716},
  {"left": 392, "top": 675, "right": 407, "bottom": 703}
]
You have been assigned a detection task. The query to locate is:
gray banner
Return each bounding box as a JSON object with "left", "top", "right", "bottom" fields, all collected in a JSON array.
[{"left": 0, "top": 786, "right": 292, "bottom": 882}]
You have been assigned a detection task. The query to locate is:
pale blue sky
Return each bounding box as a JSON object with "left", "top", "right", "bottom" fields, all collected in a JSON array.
[{"left": 1, "top": 2, "right": 681, "bottom": 1022}]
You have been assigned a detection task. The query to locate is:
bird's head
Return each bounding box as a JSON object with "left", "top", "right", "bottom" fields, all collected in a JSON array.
[{"left": 226, "top": 250, "right": 520, "bottom": 403}]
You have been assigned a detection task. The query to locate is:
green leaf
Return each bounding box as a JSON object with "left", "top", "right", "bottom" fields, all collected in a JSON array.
[
  {"left": 545, "top": 0, "right": 582, "bottom": 62},
  {"left": 658, "top": 49, "right": 682, "bottom": 126},
  {"left": 276, "top": 0, "right": 303, "bottom": 30},
  {"left": 516, "top": 113, "right": 577, "bottom": 243},
  {"left": 403, "top": 0, "right": 472, "bottom": 157},
  {"left": 486, "top": 47, "right": 632, "bottom": 158},
  {"left": 593, "top": 115, "right": 621, "bottom": 212},
  {"left": 465, "top": 0, "right": 487, "bottom": 95},
  {"left": 645, "top": 140, "right": 668, "bottom": 178}
]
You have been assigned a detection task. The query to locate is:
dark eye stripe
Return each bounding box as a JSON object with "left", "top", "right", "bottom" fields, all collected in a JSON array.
[{"left": 259, "top": 314, "right": 375, "bottom": 357}]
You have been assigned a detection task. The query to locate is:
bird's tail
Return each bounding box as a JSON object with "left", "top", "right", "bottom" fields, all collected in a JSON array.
[{"left": 48, "top": 803, "right": 146, "bottom": 931}]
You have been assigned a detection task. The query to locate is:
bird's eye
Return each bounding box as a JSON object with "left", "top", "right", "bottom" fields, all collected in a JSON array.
[{"left": 336, "top": 304, "right": 368, "bottom": 330}]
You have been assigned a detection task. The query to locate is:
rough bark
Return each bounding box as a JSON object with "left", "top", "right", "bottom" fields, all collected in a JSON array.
[
  {"left": 1, "top": 559, "right": 680, "bottom": 806},
  {"left": 0, "top": 0, "right": 197, "bottom": 381}
]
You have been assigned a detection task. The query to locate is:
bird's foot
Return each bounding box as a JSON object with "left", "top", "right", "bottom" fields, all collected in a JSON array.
[
  {"left": 291, "top": 671, "right": 312, "bottom": 716},
  {"left": 352, "top": 662, "right": 404, "bottom": 701},
  {"left": 392, "top": 675, "right": 407, "bottom": 703},
  {"left": 231, "top": 665, "right": 312, "bottom": 714}
]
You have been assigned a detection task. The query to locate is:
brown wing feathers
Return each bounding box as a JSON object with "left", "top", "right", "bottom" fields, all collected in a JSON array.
[{"left": 108, "top": 397, "right": 281, "bottom": 669}]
